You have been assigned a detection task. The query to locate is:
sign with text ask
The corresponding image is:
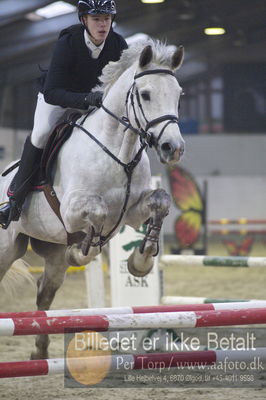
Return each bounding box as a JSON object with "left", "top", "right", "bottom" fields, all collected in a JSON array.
[{"left": 109, "top": 177, "right": 161, "bottom": 307}]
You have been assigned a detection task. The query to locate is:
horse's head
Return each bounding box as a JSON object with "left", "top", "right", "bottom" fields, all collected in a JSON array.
[{"left": 129, "top": 43, "right": 185, "bottom": 164}]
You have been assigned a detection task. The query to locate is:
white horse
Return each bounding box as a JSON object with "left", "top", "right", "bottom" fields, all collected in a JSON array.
[{"left": 0, "top": 40, "right": 185, "bottom": 358}]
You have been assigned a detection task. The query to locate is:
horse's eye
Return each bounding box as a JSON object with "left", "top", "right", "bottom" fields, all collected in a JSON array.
[{"left": 141, "top": 91, "right": 150, "bottom": 101}]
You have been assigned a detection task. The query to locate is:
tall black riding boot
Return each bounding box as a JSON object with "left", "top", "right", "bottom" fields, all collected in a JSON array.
[{"left": 0, "top": 136, "right": 43, "bottom": 229}]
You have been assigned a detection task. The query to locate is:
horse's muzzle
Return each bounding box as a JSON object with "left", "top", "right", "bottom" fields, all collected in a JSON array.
[{"left": 160, "top": 140, "right": 185, "bottom": 163}]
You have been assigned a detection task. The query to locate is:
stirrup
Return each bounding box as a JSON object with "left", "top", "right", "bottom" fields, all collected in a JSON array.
[
  {"left": 0, "top": 199, "right": 21, "bottom": 229},
  {"left": 0, "top": 202, "right": 11, "bottom": 229}
]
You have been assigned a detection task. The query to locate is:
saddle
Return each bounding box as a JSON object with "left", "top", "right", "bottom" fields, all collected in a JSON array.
[{"left": 40, "top": 112, "right": 82, "bottom": 187}]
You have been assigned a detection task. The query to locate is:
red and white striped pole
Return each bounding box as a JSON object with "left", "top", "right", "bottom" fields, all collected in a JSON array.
[
  {"left": 1, "top": 300, "right": 266, "bottom": 320},
  {"left": 1, "top": 349, "right": 266, "bottom": 379},
  {"left": 1, "top": 308, "right": 266, "bottom": 336}
]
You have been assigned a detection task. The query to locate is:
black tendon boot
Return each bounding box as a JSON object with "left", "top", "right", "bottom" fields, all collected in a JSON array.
[{"left": 0, "top": 136, "right": 43, "bottom": 229}]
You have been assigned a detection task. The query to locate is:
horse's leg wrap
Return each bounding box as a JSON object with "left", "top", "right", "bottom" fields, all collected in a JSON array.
[
  {"left": 127, "top": 189, "right": 171, "bottom": 277},
  {"left": 139, "top": 220, "right": 162, "bottom": 256}
]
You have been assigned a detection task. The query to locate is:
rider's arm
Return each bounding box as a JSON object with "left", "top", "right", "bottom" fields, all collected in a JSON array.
[{"left": 43, "top": 33, "right": 89, "bottom": 110}]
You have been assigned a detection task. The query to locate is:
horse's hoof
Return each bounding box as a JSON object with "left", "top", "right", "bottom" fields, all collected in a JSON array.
[
  {"left": 127, "top": 253, "right": 154, "bottom": 277},
  {"left": 30, "top": 350, "right": 49, "bottom": 360},
  {"left": 65, "top": 245, "right": 81, "bottom": 266}
]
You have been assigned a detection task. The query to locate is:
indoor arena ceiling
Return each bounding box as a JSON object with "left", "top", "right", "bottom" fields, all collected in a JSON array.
[{"left": 0, "top": 0, "right": 266, "bottom": 84}]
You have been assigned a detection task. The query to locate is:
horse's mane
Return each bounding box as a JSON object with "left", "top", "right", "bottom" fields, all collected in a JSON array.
[{"left": 98, "top": 39, "right": 176, "bottom": 94}]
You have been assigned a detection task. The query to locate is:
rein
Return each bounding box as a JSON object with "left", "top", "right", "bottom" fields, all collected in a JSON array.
[
  {"left": 69, "top": 119, "right": 147, "bottom": 248},
  {"left": 69, "top": 68, "right": 179, "bottom": 250}
]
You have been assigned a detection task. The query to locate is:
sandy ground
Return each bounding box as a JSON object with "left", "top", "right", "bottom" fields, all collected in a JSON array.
[{"left": 1, "top": 243, "right": 266, "bottom": 399}]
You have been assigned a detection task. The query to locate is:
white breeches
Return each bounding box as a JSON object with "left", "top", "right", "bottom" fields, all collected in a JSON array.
[{"left": 31, "top": 93, "right": 83, "bottom": 149}]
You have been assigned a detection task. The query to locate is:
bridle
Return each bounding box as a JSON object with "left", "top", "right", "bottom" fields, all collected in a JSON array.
[
  {"left": 70, "top": 68, "right": 180, "bottom": 251},
  {"left": 102, "top": 68, "right": 179, "bottom": 148}
]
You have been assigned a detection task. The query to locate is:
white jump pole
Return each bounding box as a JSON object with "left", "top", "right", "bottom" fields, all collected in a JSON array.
[{"left": 85, "top": 254, "right": 105, "bottom": 308}]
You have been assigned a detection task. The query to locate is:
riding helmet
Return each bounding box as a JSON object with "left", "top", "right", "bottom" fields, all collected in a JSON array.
[{"left": 78, "top": 0, "right": 117, "bottom": 18}]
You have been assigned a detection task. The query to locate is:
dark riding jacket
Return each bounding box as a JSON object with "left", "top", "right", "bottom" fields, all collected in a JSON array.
[{"left": 41, "top": 24, "right": 128, "bottom": 110}]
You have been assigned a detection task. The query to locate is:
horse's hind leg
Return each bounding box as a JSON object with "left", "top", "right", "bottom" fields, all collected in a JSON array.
[
  {"left": 30, "top": 238, "right": 68, "bottom": 359},
  {"left": 0, "top": 232, "right": 29, "bottom": 281},
  {"left": 126, "top": 189, "right": 171, "bottom": 277}
]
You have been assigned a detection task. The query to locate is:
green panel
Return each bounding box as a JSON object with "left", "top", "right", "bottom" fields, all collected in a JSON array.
[
  {"left": 203, "top": 256, "right": 249, "bottom": 267},
  {"left": 204, "top": 298, "right": 249, "bottom": 303}
]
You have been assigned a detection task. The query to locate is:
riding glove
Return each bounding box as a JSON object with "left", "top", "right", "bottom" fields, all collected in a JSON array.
[{"left": 84, "top": 91, "right": 103, "bottom": 108}]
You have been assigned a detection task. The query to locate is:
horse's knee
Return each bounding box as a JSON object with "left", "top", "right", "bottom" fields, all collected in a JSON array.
[
  {"left": 85, "top": 195, "right": 108, "bottom": 226},
  {"left": 148, "top": 189, "right": 171, "bottom": 215},
  {"left": 61, "top": 192, "right": 108, "bottom": 232}
]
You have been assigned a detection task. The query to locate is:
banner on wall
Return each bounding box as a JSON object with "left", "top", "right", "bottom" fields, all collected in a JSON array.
[{"left": 168, "top": 165, "right": 206, "bottom": 253}]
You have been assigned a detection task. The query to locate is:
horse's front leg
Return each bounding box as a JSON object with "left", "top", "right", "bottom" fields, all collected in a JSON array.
[
  {"left": 61, "top": 191, "right": 108, "bottom": 266},
  {"left": 126, "top": 188, "right": 171, "bottom": 277}
]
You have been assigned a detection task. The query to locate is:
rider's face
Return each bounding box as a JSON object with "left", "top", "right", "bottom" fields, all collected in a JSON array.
[{"left": 83, "top": 14, "right": 112, "bottom": 45}]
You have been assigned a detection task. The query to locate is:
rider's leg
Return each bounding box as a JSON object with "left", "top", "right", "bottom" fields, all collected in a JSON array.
[
  {"left": 4, "top": 136, "right": 43, "bottom": 221},
  {"left": 0, "top": 93, "right": 66, "bottom": 229},
  {"left": 31, "top": 93, "right": 67, "bottom": 149}
]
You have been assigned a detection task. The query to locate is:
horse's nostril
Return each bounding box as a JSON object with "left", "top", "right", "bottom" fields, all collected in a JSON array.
[{"left": 161, "top": 142, "right": 172, "bottom": 153}]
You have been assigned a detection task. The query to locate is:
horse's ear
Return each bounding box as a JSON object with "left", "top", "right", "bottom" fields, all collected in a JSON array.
[
  {"left": 139, "top": 45, "right": 153, "bottom": 68},
  {"left": 172, "top": 45, "right": 184, "bottom": 70}
]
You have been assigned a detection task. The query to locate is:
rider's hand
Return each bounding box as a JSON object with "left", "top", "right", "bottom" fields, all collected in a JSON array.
[{"left": 84, "top": 91, "right": 103, "bottom": 108}]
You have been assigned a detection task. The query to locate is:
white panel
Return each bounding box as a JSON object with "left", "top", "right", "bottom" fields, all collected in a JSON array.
[{"left": 109, "top": 177, "right": 161, "bottom": 307}]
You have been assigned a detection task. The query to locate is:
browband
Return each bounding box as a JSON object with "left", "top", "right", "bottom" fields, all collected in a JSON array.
[{"left": 134, "top": 69, "right": 176, "bottom": 80}]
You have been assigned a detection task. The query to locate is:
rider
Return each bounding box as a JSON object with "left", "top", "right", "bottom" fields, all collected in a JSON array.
[{"left": 0, "top": 0, "right": 127, "bottom": 229}]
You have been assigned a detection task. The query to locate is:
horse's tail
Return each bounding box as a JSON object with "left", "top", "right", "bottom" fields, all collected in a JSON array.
[{"left": 1, "top": 259, "right": 35, "bottom": 296}]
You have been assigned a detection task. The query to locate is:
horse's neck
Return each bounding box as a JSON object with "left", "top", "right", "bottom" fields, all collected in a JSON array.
[
  {"left": 86, "top": 66, "right": 140, "bottom": 164},
  {"left": 117, "top": 126, "right": 140, "bottom": 164}
]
